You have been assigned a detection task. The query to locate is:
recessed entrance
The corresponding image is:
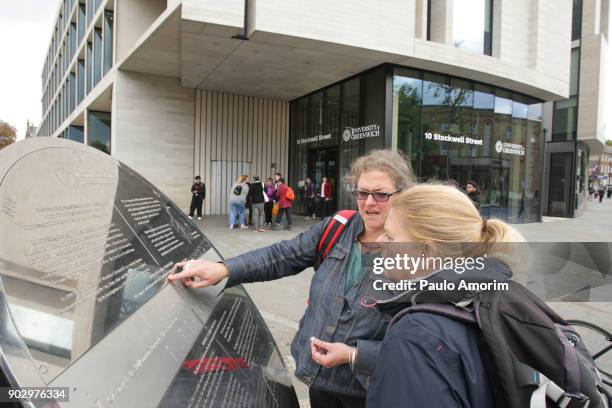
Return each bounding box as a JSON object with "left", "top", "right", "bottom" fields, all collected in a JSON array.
[{"left": 308, "top": 148, "right": 338, "bottom": 215}]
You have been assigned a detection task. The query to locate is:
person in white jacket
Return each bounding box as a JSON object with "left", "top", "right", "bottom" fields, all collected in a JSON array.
[{"left": 228, "top": 175, "right": 249, "bottom": 229}]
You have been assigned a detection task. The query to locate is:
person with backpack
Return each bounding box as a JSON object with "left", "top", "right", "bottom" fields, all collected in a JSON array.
[
  {"left": 228, "top": 175, "right": 249, "bottom": 229},
  {"left": 167, "top": 150, "right": 416, "bottom": 408},
  {"left": 367, "top": 184, "right": 610, "bottom": 408},
  {"left": 247, "top": 175, "right": 266, "bottom": 232},
  {"left": 273, "top": 178, "right": 294, "bottom": 230}
]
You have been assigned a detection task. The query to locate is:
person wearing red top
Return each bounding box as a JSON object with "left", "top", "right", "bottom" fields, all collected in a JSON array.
[
  {"left": 317, "top": 176, "right": 333, "bottom": 219},
  {"left": 273, "top": 178, "right": 293, "bottom": 230}
]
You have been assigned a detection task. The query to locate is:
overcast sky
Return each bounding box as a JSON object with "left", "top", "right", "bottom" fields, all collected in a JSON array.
[
  {"left": 0, "top": 1, "right": 59, "bottom": 140},
  {"left": 0, "top": 2, "right": 611, "bottom": 141}
]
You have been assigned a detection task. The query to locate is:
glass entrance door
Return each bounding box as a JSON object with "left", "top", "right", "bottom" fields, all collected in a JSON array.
[{"left": 308, "top": 148, "right": 338, "bottom": 215}]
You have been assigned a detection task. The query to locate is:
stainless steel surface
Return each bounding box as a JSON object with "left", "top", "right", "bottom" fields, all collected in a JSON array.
[{"left": 0, "top": 138, "right": 298, "bottom": 407}]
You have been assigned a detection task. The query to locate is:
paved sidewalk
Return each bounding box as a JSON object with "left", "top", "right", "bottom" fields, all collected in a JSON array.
[{"left": 192, "top": 199, "right": 612, "bottom": 407}]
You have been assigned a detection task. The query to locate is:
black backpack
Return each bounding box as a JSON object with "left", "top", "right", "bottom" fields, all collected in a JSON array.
[
  {"left": 233, "top": 185, "right": 242, "bottom": 196},
  {"left": 389, "top": 281, "right": 611, "bottom": 408}
]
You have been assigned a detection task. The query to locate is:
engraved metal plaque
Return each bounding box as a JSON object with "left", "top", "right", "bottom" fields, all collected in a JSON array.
[{"left": 0, "top": 138, "right": 299, "bottom": 407}]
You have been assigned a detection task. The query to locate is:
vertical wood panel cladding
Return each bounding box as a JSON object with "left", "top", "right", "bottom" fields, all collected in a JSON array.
[{"left": 195, "top": 89, "right": 289, "bottom": 215}]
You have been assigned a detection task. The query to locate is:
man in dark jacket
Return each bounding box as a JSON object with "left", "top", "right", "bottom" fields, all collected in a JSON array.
[
  {"left": 189, "top": 176, "right": 205, "bottom": 220},
  {"left": 303, "top": 176, "right": 317, "bottom": 220},
  {"left": 466, "top": 180, "right": 481, "bottom": 210},
  {"left": 247, "top": 176, "right": 266, "bottom": 232}
]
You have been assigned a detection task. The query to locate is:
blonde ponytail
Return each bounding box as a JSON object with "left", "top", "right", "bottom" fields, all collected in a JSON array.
[{"left": 481, "top": 218, "right": 523, "bottom": 243}]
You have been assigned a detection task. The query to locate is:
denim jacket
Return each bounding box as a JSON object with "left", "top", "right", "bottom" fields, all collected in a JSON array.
[{"left": 224, "top": 214, "right": 395, "bottom": 397}]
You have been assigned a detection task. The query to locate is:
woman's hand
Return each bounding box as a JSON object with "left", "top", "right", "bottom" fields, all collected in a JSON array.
[
  {"left": 310, "top": 337, "right": 353, "bottom": 368},
  {"left": 166, "top": 260, "right": 228, "bottom": 288}
]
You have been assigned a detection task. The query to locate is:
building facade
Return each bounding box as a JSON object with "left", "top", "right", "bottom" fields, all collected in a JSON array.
[
  {"left": 541, "top": 0, "right": 609, "bottom": 217},
  {"left": 589, "top": 146, "right": 612, "bottom": 190},
  {"left": 38, "top": 0, "right": 574, "bottom": 221}
]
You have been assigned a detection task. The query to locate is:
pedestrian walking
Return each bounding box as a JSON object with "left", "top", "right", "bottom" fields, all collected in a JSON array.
[
  {"left": 188, "top": 176, "right": 205, "bottom": 220},
  {"left": 598, "top": 185, "right": 606, "bottom": 203}
]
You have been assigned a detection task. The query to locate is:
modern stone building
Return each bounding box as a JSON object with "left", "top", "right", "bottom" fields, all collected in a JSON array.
[
  {"left": 541, "top": 0, "right": 609, "bottom": 217},
  {"left": 38, "top": 0, "right": 577, "bottom": 222}
]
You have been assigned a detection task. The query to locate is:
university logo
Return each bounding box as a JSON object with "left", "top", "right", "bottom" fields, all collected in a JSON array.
[
  {"left": 342, "top": 124, "right": 380, "bottom": 142},
  {"left": 343, "top": 128, "right": 352, "bottom": 142},
  {"left": 495, "top": 140, "right": 504, "bottom": 153}
]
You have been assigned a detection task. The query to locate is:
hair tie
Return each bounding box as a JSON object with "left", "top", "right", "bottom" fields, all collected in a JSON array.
[{"left": 481, "top": 218, "right": 488, "bottom": 233}]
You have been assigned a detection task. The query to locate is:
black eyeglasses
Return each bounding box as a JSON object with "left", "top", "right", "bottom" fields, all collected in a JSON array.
[{"left": 351, "top": 190, "right": 399, "bottom": 202}]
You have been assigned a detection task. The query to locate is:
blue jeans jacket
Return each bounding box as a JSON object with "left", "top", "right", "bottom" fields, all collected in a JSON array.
[{"left": 224, "top": 214, "right": 394, "bottom": 397}]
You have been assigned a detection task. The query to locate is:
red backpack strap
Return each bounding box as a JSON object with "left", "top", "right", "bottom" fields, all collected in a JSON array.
[{"left": 317, "top": 210, "right": 358, "bottom": 260}]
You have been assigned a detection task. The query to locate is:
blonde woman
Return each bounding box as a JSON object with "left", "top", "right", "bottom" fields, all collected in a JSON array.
[
  {"left": 367, "top": 184, "right": 524, "bottom": 408},
  {"left": 169, "top": 150, "right": 415, "bottom": 408}
]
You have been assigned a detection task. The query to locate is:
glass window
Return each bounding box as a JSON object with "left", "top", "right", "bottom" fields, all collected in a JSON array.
[
  {"left": 289, "top": 65, "right": 544, "bottom": 223},
  {"left": 524, "top": 102, "right": 542, "bottom": 220},
  {"left": 86, "top": 41, "right": 93, "bottom": 93},
  {"left": 340, "top": 78, "right": 361, "bottom": 210},
  {"left": 70, "top": 23, "right": 77, "bottom": 60},
  {"left": 453, "top": 0, "right": 493, "bottom": 55},
  {"left": 68, "top": 125, "right": 84, "bottom": 143},
  {"left": 393, "top": 68, "right": 422, "bottom": 172},
  {"left": 471, "top": 84, "right": 495, "bottom": 215},
  {"left": 87, "top": 0, "right": 93, "bottom": 24},
  {"left": 77, "top": 59, "right": 85, "bottom": 103},
  {"left": 68, "top": 73, "right": 75, "bottom": 113},
  {"left": 78, "top": 3, "right": 86, "bottom": 43},
  {"left": 94, "top": 28, "right": 102, "bottom": 85},
  {"left": 88, "top": 110, "right": 111, "bottom": 154},
  {"left": 569, "top": 48, "right": 580, "bottom": 97},
  {"left": 552, "top": 96, "right": 578, "bottom": 141},
  {"left": 572, "top": 0, "right": 582, "bottom": 41},
  {"left": 421, "top": 73, "right": 450, "bottom": 180},
  {"left": 324, "top": 85, "right": 340, "bottom": 143},
  {"left": 310, "top": 91, "right": 324, "bottom": 141},
  {"left": 448, "top": 78, "right": 475, "bottom": 190},
  {"left": 103, "top": 11, "right": 113, "bottom": 75},
  {"left": 508, "top": 97, "right": 528, "bottom": 223}
]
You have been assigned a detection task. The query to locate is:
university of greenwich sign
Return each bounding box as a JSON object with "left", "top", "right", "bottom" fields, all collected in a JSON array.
[
  {"left": 342, "top": 124, "right": 380, "bottom": 142},
  {"left": 495, "top": 140, "right": 525, "bottom": 156}
]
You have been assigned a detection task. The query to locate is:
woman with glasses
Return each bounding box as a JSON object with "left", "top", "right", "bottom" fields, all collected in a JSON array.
[{"left": 167, "top": 150, "right": 415, "bottom": 408}]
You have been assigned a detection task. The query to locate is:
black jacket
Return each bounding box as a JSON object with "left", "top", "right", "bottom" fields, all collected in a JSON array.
[
  {"left": 467, "top": 189, "right": 481, "bottom": 209},
  {"left": 367, "top": 259, "right": 511, "bottom": 408},
  {"left": 191, "top": 182, "right": 205, "bottom": 199},
  {"left": 247, "top": 181, "right": 265, "bottom": 204}
]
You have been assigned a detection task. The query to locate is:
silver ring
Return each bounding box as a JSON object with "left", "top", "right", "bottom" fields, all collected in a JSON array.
[{"left": 185, "top": 262, "right": 193, "bottom": 271}]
